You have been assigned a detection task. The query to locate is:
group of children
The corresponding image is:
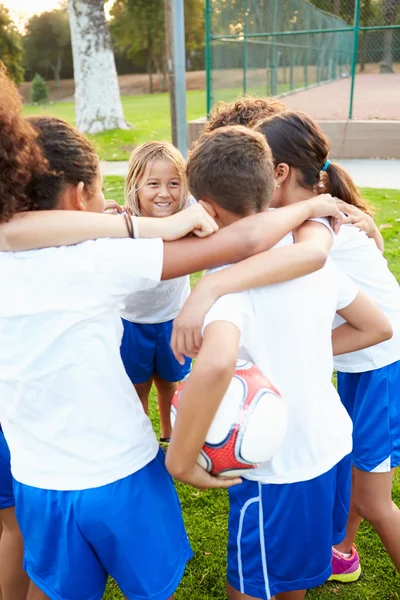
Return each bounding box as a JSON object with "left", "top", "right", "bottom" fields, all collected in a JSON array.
[{"left": 0, "top": 65, "right": 400, "bottom": 600}]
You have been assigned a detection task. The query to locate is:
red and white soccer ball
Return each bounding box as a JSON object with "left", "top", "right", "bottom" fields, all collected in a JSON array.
[{"left": 171, "top": 359, "right": 287, "bottom": 477}]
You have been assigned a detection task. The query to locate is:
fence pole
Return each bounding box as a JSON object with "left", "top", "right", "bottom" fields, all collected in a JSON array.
[
  {"left": 270, "top": 0, "right": 278, "bottom": 95},
  {"left": 205, "top": 0, "right": 212, "bottom": 115},
  {"left": 349, "top": 0, "right": 361, "bottom": 120},
  {"left": 243, "top": 0, "right": 248, "bottom": 94}
]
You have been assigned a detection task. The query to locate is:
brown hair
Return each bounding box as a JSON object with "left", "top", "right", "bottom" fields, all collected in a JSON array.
[
  {"left": 187, "top": 125, "right": 275, "bottom": 216},
  {"left": 206, "top": 95, "right": 286, "bottom": 133},
  {"left": 256, "top": 111, "right": 372, "bottom": 215},
  {"left": 27, "top": 117, "right": 99, "bottom": 211},
  {"left": 0, "top": 64, "right": 48, "bottom": 222},
  {"left": 125, "top": 141, "right": 189, "bottom": 216}
]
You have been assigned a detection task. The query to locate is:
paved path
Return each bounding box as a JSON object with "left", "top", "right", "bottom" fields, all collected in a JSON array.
[{"left": 101, "top": 159, "right": 400, "bottom": 190}]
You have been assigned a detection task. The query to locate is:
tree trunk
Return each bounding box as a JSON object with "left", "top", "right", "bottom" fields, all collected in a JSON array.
[
  {"left": 359, "top": 32, "right": 366, "bottom": 72},
  {"left": 68, "top": 0, "right": 129, "bottom": 134},
  {"left": 380, "top": 0, "right": 399, "bottom": 73},
  {"left": 50, "top": 56, "right": 63, "bottom": 88},
  {"left": 333, "top": 0, "right": 341, "bottom": 16},
  {"left": 380, "top": 29, "right": 394, "bottom": 72},
  {"left": 147, "top": 56, "right": 154, "bottom": 94}
]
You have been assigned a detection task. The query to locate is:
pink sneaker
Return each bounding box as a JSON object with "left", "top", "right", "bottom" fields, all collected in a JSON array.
[{"left": 329, "top": 545, "right": 362, "bottom": 583}]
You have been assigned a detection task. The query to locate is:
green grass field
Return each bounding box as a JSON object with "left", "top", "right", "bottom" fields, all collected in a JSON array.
[
  {"left": 101, "top": 177, "right": 400, "bottom": 600},
  {"left": 23, "top": 92, "right": 207, "bottom": 161}
]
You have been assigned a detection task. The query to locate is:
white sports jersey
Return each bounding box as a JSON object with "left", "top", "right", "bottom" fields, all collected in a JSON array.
[
  {"left": 0, "top": 238, "right": 164, "bottom": 490},
  {"left": 120, "top": 202, "right": 196, "bottom": 323},
  {"left": 120, "top": 276, "right": 190, "bottom": 324},
  {"left": 331, "top": 225, "right": 400, "bottom": 372},
  {"left": 203, "top": 236, "right": 356, "bottom": 484}
]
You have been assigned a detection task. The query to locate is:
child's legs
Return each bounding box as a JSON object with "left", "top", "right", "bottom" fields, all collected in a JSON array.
[
  {"left": 27, "top": 582, "right": 49, "bottom": 600},
  {"left": 336, "top": 362, "right": 400, "bottom": 560},
  {"left": 120, "top": 319, "right": 156, "bottom": 414},
  {"left": 154, "top": 320, "right": 191, "bottom": 439},
  {"left": 275, "top": 592, "right": 305, "bottom": 600},
  {"left": 134, "top": 378, "right": 153, "bottom": 415},
  {"left": 226, "top": 582, "right": 263, "bottom": 599},
  {"left": 153, "top": 374, "right": 176, "bottom": 439},
  {"left": 351, "top": 467, "right": 400, "bottom": 570},
  {"left": 0, "top": 507, "right": 30, "bottom": 600}
]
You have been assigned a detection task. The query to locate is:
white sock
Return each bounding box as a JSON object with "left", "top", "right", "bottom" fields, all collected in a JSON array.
[{"left": 334, "top": 548, "right": 352, "bottom": 559}]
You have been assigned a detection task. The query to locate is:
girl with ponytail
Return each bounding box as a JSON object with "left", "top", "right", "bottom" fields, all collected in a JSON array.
[{"left": 255, "top": 111, "right": 400, "bottom": 581}]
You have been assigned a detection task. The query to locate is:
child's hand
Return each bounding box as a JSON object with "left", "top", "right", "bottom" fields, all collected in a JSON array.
[
  {"left": 335, "top": 199, "right": 374, "bottom": 233},
  {"left": 104, "top": 200, "right": 123, "bottom": 214},
  {"left": 171, "top": 280, "right": 216, "bottom": 364},
  {"left": 168, "top": 462, "right": 242, "bottom": 490},
  {"left": 164, "top": 203, "right": 218, "bottom": 241},
  {"left": 308, "top": 194, "right": 344, "bottom": 234}
]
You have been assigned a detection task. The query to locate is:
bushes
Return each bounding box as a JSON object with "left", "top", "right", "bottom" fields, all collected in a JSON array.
[{"left": 30, "top": 74, "right": 49, "bottom": 104}]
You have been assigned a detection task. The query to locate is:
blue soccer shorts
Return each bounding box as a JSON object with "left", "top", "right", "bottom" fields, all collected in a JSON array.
[
  {"left": 120, "top": 318, "right": 191, "bottom": 384},
  {"left": 338, "top": 360, "right": 400, "bottom": 472},
  {"left": 0, "top": 426, "right": 14, "bottom": 510},
  {"left": 14, "top": 450, "right": 193, "bottom": 600},
  {"left": 227, "top": 454, "right": 352, "bottom": 599}
]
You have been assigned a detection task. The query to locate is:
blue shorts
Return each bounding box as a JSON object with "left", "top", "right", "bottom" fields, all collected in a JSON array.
[
  {"left": 227, "top": 455, "right": 351, "bottom": 599},
  {"left": 120, "top": 318, "right": 191, "bottom": 384},
  {"left": 0, "top": 426, "right": 14, "bottom": 510},
  {"left": 14, "top": 450, "right": 193, "bottom": 600},
  {"left": 338, "top": 360, "right": 400, "bottom": 472}
]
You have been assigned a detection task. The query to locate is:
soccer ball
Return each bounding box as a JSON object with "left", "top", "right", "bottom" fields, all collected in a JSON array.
[{"left": 171, "top": 359, "right": 287, "bottom": 477}]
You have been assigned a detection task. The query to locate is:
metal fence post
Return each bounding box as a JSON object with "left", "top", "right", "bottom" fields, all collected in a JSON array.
[
  {"left": 205, "top": 0, "right": 212, "bottom": 115},
  {"left": 243, "top": 0, "right": 248, "bottom": 94},
  {"left": 270, "top": 0, "right": 278, "bottom": 95},
  {"left": 349, "top": 0, "right": 361, "bottom": 120}
]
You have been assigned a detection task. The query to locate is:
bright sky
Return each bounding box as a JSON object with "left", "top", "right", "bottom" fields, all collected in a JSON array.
[{"left": 3, "top": 0, "right": 115, "bottom": 30}]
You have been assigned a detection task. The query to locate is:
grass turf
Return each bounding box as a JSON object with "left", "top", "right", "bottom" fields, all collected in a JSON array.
[
  {"left": 23, "top": 91, "right": 208, "bottom": 161},
  {"left": 102, "top": 178, "right": 400, "bottom": 599}
]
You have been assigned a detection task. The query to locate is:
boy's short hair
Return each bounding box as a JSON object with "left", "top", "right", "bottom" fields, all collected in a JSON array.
[
  {"left": 187, "top": 125, "right": 275, "bottom": 215},
  {"left": 206, "top": 95, "right": 286, "bottom": 133}
]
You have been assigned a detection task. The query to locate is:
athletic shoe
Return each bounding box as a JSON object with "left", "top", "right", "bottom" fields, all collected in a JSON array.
[{"left": 329, "top": 545, "right": 362, "bottom": 583}]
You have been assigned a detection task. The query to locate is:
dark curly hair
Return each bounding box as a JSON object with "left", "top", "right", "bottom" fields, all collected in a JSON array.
[
  {"left": 27, "top": 117, "right": 99, "bottom": 211},
  {"left": 206, "top": 95, "right": 286, "bottom": 133},
  {"left": 0, "top": 64, "right": 48, "bottom": 223}
]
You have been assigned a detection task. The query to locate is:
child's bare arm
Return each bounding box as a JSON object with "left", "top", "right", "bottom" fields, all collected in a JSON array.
[
  {"left": 333, "top": 291, "right": 392, "bottom": 356},
  {"left": 170, "top": 221, "right": 333, "bottom": 363},
  {"left": 166, "top": 320, "right": 242, "bottom": 490}
]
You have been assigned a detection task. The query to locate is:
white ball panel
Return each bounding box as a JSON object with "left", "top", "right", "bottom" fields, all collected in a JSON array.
[
  {"left": 205, "top": 376, "right": 244, "bottom": 445},
  {"left": 240, "top": 391, "right": 288, "bottom": 464}
]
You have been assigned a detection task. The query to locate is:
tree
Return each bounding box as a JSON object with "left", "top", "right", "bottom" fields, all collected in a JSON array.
[
  {"left": 110, "top": 0, "right": 205, "bottom": 92},
  {"left": 380, "top": 0, "right": 400, "bottom": 72},
  {"left": 68, "top": 0, "right": 129, "bottom": 134},
  {"left": 30, "top": 73, "right": 49, "bottom": 103},
  {"left": 111, "top": 0, "right": 166, "bottom": 94},
  {"left": 24, "top": 9, "right": 71, "bottom": 88},
  {"left": 0, "top": 4, "right": 23, "bottom": 83},
  {"left": 333, "top": 0, "right": 341, "bottom": 16}
]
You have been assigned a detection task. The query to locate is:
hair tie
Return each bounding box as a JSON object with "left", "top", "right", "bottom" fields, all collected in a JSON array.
[{"left": 321, "top": 159, "right": 331, "bottom": 172}]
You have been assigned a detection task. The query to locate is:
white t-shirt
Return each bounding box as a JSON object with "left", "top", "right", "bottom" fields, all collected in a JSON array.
[
  {"left": 203, "top": 237, "right": 356, "bottom": 484},
  {"left": 0, "top": 238, "right": 164, "bottom": 491},
  {"left": 331, "top": 225, "right": 400, "bottom": 372},
  {"left": 120, "top": 276, "right": 190, "bottom": 324},
  {"left": 120, "top": 202, "right": 196, "bottom": 323}
]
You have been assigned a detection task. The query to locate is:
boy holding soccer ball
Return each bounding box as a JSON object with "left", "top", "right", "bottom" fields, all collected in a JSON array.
[{"left": 166, "top": 126, "right": 392, "bottom": 600}]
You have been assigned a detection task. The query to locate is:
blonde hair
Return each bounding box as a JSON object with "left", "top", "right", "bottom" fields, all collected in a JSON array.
[{"left": 125, "top": 141, "right": 189, "bottom": 216}]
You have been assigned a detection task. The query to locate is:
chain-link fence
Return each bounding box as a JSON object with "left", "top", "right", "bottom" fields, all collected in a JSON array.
[{"left": 206, "top": 0, "right": 400, "bottom": 120}]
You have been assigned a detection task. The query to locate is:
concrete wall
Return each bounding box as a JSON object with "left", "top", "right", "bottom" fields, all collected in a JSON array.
[{"left": 188, "top": 118, "right": 400, "bottom": 159}]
